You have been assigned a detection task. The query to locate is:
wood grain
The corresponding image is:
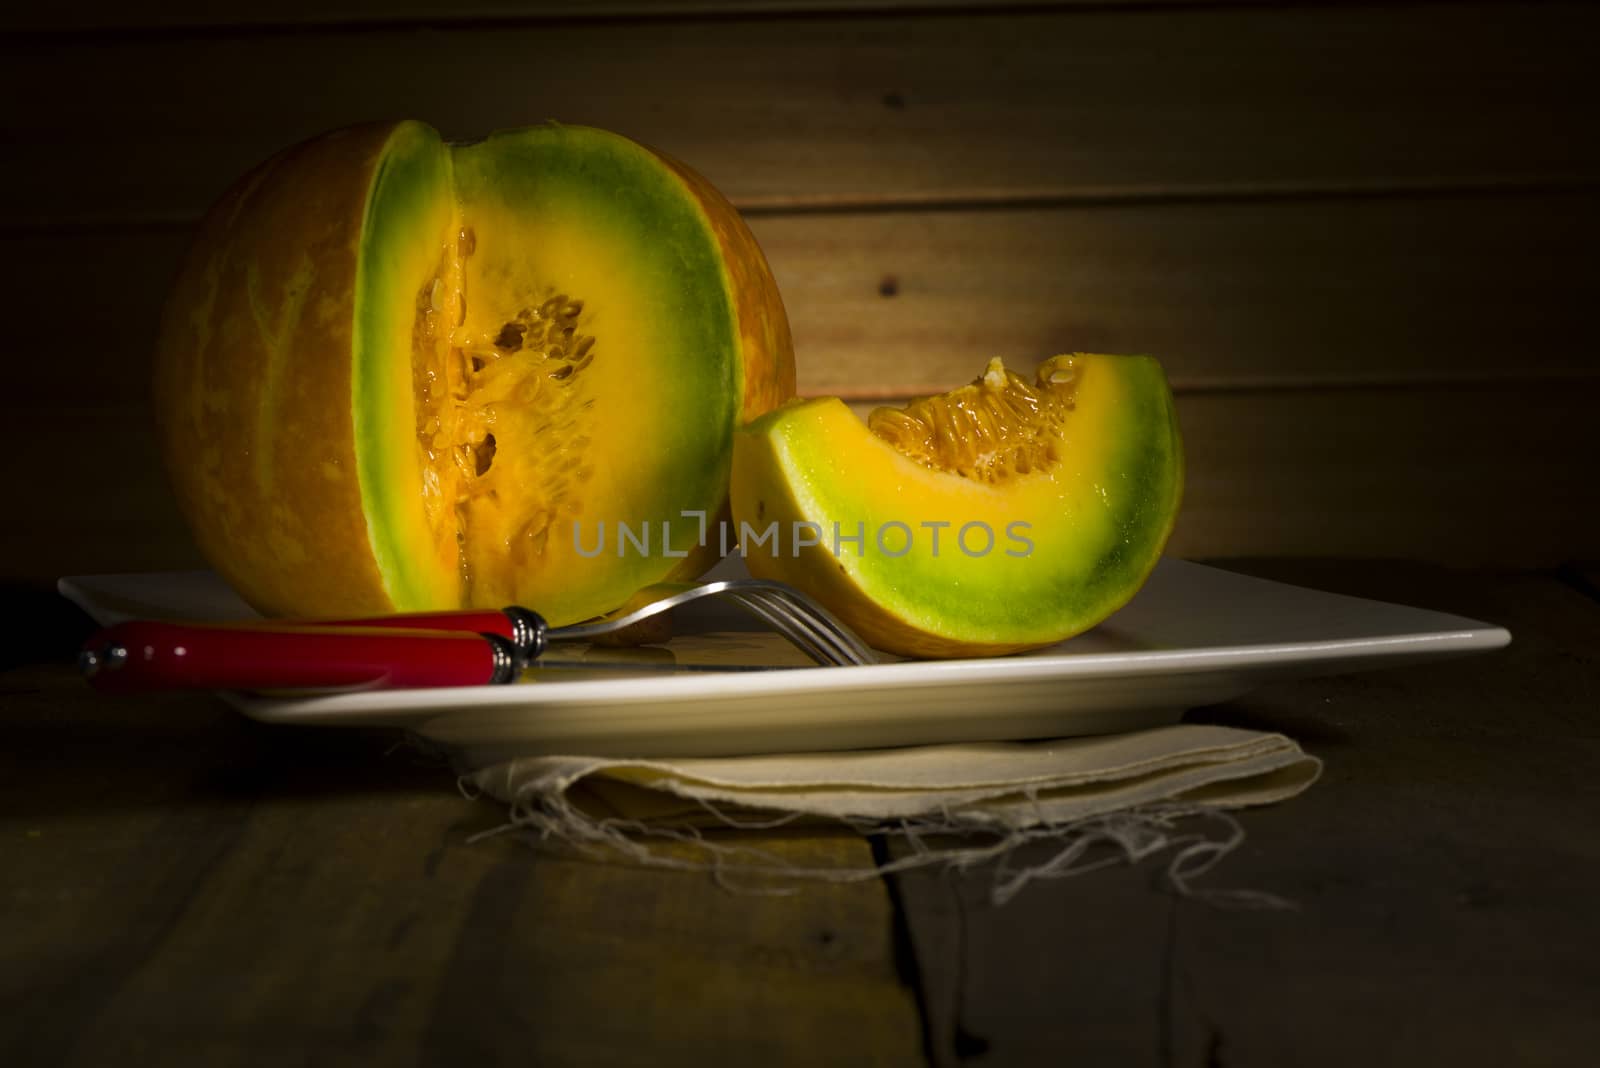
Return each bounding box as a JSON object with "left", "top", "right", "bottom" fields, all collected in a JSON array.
[
  {"left": 888, "top": 565, "right": 1600, "bottom": 1066},
  {"left": 8, "top": 189, "right": 1596, "bottom": 406},
  {"left": 1168, "top": 386, "right": 1598, "bottom": 567},
  {"left": 754, "top": 190, "right": 1600, "bottom": 396},
  {"left": 3, "top": 3, "right": 1594, "bottom": 228},
  {"left": 0, "top": 666, "right": 922, "bottom": 1065},
  {"left": 3, "top": 4, "right": 1593, "bottom": 575},
  {"left": 7, "top": 566, "right": 1599, "bottom": 1064},
  {"left": 5, "top": 0, "right": 1250, "bottom": 34}
]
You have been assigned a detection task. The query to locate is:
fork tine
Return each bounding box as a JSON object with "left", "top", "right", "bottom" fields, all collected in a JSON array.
[
  {"left": 724, "top": 590, "right": 843, "bottom": 666},
  {"left": 732, "top": 584, "right": 874, "bottom": 667},
  {"left": 733, "top": 588, "right": 862, "bottom": 667},
  {"left": 743, "top": 582, "right": 876, "bottom": 666},
  {"left": 548, "top": 577, "right": 876, "bottom": 667},
  {"left": 732, "top": 591, "right": 844, "bottom": 668}
]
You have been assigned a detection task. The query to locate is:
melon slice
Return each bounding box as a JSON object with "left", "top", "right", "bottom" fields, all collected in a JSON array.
[{"left": 729, "top": 355, "right": 1183, "bottom": 657}]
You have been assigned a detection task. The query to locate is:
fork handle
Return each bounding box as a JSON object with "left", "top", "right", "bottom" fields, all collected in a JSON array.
[
  {"left": 79, "top": 622, "right": 520, "bottom": 694},
  {"left": 311, "top": 606, "right": 548, "bottom": 658}
]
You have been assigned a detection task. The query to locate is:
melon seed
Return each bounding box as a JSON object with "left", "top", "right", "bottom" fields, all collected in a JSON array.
[{"left": 494, "top": 322, "right": 525, "bottom": 351}]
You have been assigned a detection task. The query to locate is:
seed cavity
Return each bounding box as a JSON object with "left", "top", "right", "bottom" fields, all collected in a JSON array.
[
  {"left": 414, "top": 254, "right": 601, "bottom": 603},
  {"left": 869, "top": 355, "right": 1080, "bottom": 484},
  {"left": 474, "top": 433, "right": 497, "bottom": 476}
]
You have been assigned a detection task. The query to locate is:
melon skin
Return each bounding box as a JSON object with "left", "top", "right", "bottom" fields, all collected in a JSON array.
[
  {"left": 154, "top": 123, "right": 397, "bottom": 617},
  {"left": 730, "top": 354, "right": 1184, "bottom": 658},
  {"left": 155, "top": 121, "right": 795, "bottom": 622}
]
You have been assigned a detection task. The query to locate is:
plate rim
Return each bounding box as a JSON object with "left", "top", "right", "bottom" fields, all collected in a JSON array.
[
  {"left": 220, "top": 624, "right": 1508, "bottom": 720},
  {"left": 59, "top": 560, "right": 1512, "bottom": 726}
]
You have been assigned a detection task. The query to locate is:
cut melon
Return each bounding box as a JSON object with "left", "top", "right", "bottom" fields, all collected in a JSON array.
[
  {"left": 730, "top": 355, "right": 1182, "bottom": 657},
  {"left": 155, "top": 121, "right": 794, "bottom": 625}
]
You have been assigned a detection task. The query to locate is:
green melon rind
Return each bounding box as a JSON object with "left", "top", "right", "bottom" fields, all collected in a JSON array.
[
  {"left": 760, "top": 355, "right": 1182, "bottom": 646},
  {"left": 1036, "top": 356, "right": 1184, "bottom": 636},
  {"left": 352, "top": 120, "right": 455, "bottom": 610}
]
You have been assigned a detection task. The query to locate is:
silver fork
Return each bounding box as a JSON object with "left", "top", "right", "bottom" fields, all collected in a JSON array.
[
  {"left": 76, "top": 579, "right": 875, "bottom": 696},
  {"left": 551, "top": 579, "right": 876, "bottom": 667}
]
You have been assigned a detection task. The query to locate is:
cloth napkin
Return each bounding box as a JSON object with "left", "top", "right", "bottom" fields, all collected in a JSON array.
[
  {"left": 468, "top": 724, "right": 1318, "bottom": 828},
  {"left": 465, "top": 725, "right": 1320, "bottom": 901}
]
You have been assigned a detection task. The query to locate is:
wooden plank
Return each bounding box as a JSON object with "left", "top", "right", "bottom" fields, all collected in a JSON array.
[
  {"left": 0, "top": 665, "right": 923, "bottom": 1065},
  {"left": 6, "top": 0, "right": 1239, "bottom": 34},
  {"left": 886, "top": 566, "right": 1600, "bottom": 1066},
  {"left": 7, "top": 191, "right": 1598, "bottom": 409},
  {"left": 753, "top": 191, "right": 1600, "bottom": 396},
  {"left": 2, "top": 3, "right": 1595, "bottom": 228},
  {"left": 1166, "top": 386, "right": 1599, "bottom": 566}
]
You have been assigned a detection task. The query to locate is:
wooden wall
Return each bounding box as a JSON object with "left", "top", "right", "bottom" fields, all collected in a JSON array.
[{"left": 2, "top": 1, "right": 1595, "bottom": 589}]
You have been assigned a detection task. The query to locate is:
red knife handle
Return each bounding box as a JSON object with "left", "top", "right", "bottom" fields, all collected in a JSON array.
[
  {"left": 313, "top": 606, "right": 547, "bottom": 659},
  {"left": 79, "top": 622, "right": 519, "bottom": 695}
]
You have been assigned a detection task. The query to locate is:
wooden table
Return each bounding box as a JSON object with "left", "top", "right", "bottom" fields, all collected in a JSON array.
[{"left": 4, "top": 561, "right": 1597, "bottom": 1066}]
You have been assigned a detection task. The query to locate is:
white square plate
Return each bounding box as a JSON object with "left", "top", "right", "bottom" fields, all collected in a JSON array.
[{"left": 60, "top": 559, "right": 1508, "bottom": 763}]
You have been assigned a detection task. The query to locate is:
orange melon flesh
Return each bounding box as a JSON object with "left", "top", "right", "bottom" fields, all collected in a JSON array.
[
  {"left": 156, "top": 121, "right": 794, "bottom": 625},
  {"left": 730, "top": 355, "right": 1183, "bottom": 657}
]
